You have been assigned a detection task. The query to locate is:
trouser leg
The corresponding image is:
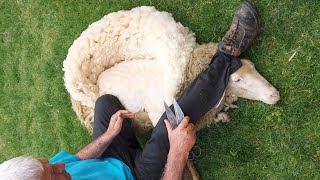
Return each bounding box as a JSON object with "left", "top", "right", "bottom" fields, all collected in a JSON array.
[
  {"left": 134, "top": 52, "right": 241, "bottom": 179},
  {"left": 92, "top": 94, "right": 142, "bottom": 175}
]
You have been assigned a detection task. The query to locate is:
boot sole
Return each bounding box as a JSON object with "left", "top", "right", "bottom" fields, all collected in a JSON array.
[{"left": 241, "top": 2, "right": 261, "bottom": 32}]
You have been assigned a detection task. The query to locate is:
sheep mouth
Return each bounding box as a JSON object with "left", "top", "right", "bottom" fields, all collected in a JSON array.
[{"left": 261, "top": 96, "right": 280, "bottom": 105}]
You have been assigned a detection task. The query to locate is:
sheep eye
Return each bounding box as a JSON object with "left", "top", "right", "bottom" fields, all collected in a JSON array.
[{"left": 235, "top": 79, "right": 241, "bottom": 82}]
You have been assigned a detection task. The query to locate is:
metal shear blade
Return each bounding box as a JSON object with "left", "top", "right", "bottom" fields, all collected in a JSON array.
[
  {"left": 164, "top": 99, "right": 184, "bottom": 129},
  {"left": 173, "top": 100, "right": 184, "bottom": 124}
]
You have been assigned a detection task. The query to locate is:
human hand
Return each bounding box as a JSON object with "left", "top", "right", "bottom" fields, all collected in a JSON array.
[
  {"left": 164, "top": 116, "right": 196, "bottom": 157},
  {"left": 106, "top": 110, "right": 135, "bottom": 138}
]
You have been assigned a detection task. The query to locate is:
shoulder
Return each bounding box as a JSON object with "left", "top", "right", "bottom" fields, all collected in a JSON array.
[{"left": 49, "top": 151, "right": 80, "bottom": 164}]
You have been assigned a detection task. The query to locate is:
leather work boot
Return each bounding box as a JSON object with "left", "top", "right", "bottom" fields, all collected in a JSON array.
[{"left": 218, "top": 2, "right": 261, "bottom": 57}]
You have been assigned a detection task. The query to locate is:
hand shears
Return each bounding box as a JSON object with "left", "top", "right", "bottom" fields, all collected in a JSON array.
[
  {"left": 163, "top": 99, "right": 184, "bottom": 129},
  {"left": 164, "top": 100, "right": 202, "bottom": 159}
]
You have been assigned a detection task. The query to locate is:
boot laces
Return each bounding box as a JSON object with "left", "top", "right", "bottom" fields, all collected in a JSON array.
[
  {"left": 224, "top": 20, "right": 245, "bottom": 53},
  {"left": 224, "top": 20, "right": 240, "bottom": 45}
]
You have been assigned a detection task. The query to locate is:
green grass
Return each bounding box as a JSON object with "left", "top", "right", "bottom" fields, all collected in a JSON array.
[{"left": 1, "top": 0, "right": 319, "bottom": 179}]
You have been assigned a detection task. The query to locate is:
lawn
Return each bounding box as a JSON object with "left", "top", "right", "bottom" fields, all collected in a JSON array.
[{"left": 0, "top": 0, "right": 319, "bottom": 179}]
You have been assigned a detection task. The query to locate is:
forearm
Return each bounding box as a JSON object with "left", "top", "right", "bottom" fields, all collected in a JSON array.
[
  {"left": 76, "top": 132, "right": 115, "bottom": 160},
  {"left": 162, "top": 150, "right": 189, "bottom": 180}
]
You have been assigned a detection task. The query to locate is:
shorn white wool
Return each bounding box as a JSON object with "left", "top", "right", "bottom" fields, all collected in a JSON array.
[{"left": 63, "top": 6, "right": 196, "bottom": 125}]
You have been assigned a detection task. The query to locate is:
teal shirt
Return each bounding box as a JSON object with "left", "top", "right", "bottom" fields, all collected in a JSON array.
[{"left": 49, "top": 151, "right": 134, "bottom": 180}]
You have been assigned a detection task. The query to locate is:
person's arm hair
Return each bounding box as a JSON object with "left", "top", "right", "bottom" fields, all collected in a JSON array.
[
  {"left": 76, "top": 110, "right": 134, "bottom": 160},
  {"left": 162, "top": 149, "right": 189, "bottom": 179},
  {"left": 75, "top": 131, "right": 115, "bottom": 160},
  {"left": 162, "top": 117, "right": 196, "bottom": 180}
]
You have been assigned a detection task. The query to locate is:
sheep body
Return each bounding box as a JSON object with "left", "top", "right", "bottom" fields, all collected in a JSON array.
[
  {"left": 64, "top": 6, "right": 280, "bottom": 180},
  {"left": 70, "top": 43, "right": 237, "bottom": 133},
  {"left": 65, "top": 7, "right": 279, "bottom": 134}
]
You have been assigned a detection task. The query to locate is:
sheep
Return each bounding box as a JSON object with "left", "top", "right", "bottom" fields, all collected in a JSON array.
[
  {"left": 63, "top": 6, "right": 280, "bottom": 133},
  {"left": 63, "top": 6, "right": 280, "bottom": 180},
  {"left": 70, "top": 43, "right": 280, "bottom": 134},
  {"left": 70, "top": 43, "right": 280, "bottom": 180}
]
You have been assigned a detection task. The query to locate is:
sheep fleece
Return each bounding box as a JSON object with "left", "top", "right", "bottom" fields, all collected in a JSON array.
[{"left": 64, "top": 6, "right": 224, "bottom": 133}]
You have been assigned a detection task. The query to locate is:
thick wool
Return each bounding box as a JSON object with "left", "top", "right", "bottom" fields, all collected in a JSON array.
[
  {"left": 64, "top": 6, "right": 196, "bottom": 131},
  {"left": 64, "top": 6, "right": 195, "bottom": 109}
]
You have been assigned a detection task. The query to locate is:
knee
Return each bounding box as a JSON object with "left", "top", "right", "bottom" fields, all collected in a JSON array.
[
  {"left": 93, "top": 94, "right": 120, "bottom": 130},
  {"left": 94, "top": 94, "right": 124, "bottom": 116},
  {"left": 95, "top": 94, "right": 119, "bottom": 107}
]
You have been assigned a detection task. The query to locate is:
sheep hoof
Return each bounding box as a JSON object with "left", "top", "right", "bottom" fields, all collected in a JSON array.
[
  {"left": 215, "top": 112, "right": 230, "bottom": 123},
  {"left": 223, "top": 103, "right": 238, "bottom": 111},
  {"left": 230, "top": 104, "right": 239, "bottom": 109},
  {"left": 223, "top": 105, "right": 230, "bottom": 111}
]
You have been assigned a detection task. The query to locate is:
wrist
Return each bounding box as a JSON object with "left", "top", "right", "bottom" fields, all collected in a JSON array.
[
  {"left": 103, "top": 131, "right": 116, "bottom": 140},
  {"left": 168, "top": 148, "right": 189, "bottom": 161}
]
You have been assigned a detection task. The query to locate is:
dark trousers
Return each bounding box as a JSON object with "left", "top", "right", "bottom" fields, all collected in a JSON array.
[{"left": 92, "top": 52, "right": 241, "bottom": 179}]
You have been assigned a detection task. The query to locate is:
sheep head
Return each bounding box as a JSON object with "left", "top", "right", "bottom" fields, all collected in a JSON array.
[{"left": 226, "top": 59, "right": 280, "bottom": 105}]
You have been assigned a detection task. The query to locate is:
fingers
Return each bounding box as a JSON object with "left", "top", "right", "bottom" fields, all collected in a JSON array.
[
  {"left": 115, "top": 110, "right": 135, "bottom": 119},
  {"left": 164, "top": 119, "right": 173, "bottom": 133},
  {"left": 179, "top": 116, "right": 190, "bottom": 128},
  {"left": 116, "top": 110, "right": 130, "bottom": 117},
  {"left": 122, "top": 112, "right": 135, "bottom": 119},
  {"left": 117, "top": 110, "right": 130, "bottom": 114}
]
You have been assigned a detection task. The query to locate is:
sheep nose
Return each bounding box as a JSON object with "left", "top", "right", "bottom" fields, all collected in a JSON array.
[{"left": 270, "top": 91, "right": 279, "bottom": 98}]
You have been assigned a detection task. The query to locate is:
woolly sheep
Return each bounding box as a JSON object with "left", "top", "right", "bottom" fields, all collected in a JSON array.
[
  {"left": 64, "top": 6, "right": 280, "bottom": 133},
  {"left": 69, "top": 42, "right": 280, "bottom": 133},
  {"left": 64, "top": 6, "right": 280, "bottom": 180}
]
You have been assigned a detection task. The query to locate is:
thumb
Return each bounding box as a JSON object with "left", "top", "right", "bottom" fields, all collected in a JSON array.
[{"left": 164, "top": 119, "right": 173, "bottom": 133}]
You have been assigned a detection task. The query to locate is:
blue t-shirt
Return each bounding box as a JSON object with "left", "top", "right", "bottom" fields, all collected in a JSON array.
[{"left": 49, "top": 151, "right": 134, "bottom": 180}]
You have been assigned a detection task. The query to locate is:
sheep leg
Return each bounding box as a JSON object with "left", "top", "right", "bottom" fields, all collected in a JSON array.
[
  {"left": 132, "top": 111, "right": 153, "bottom": 134},
  {"left": 187, "top": 160, "right": 201, "bottom": 180}
]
